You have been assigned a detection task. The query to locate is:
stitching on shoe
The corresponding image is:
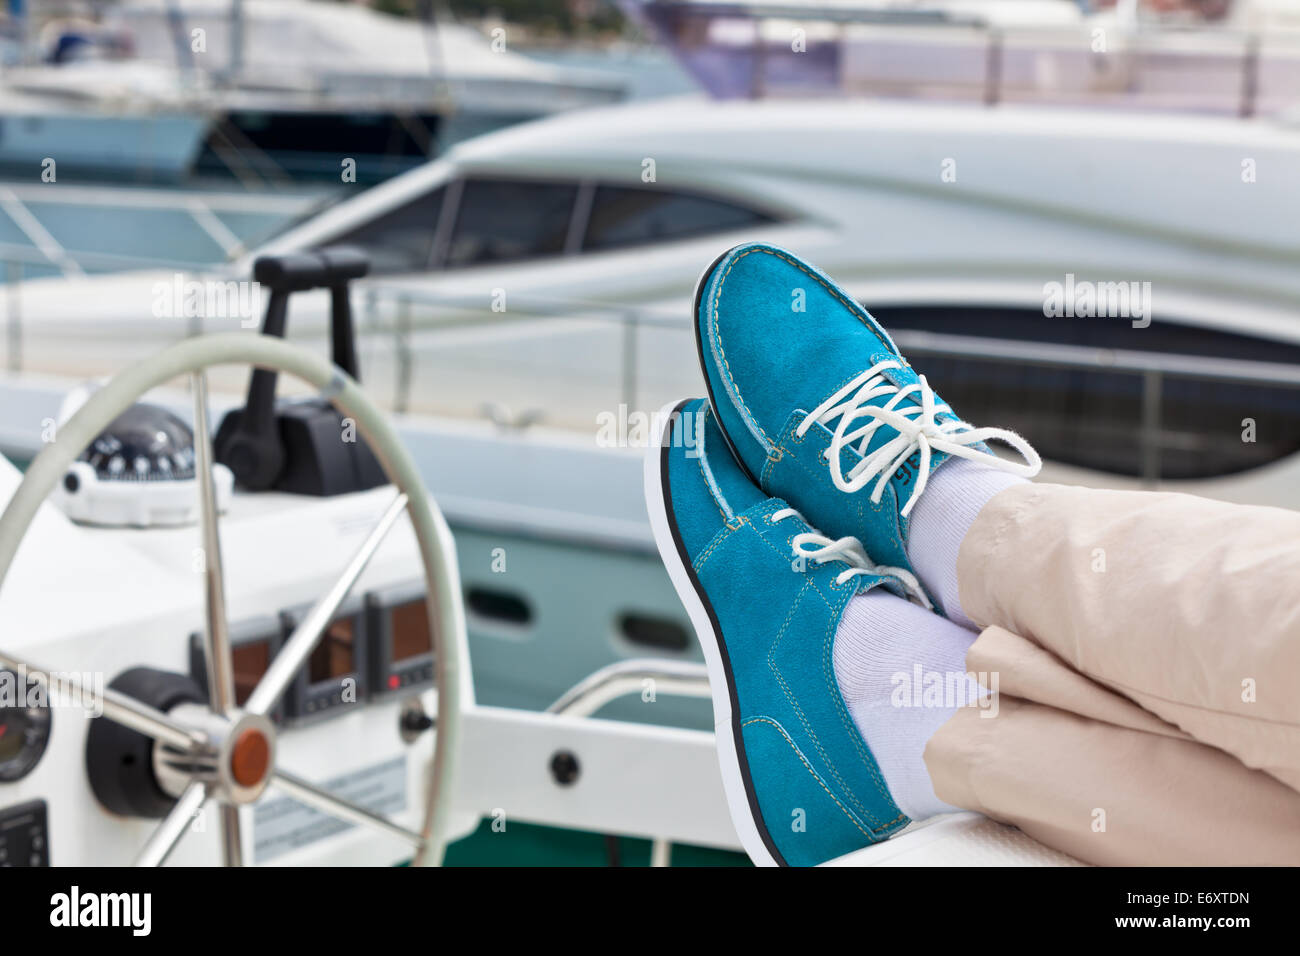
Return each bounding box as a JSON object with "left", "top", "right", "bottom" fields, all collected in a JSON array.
[
  {"left": 751, "top": 456, "right": 909, "bottom": 812},
  {"left": 748, "top": 511, "right": 838, "bottom": 610},
  {"left": 693, "top": 498, "right": 905, "bottom": 829},
  {"left": 692, "top": 518, "right": 742, "bottom": 573},
  {"left": 693, "top": 502, "right": 778, "bottom": 573},
  {"left": 775, "top": 429, "right": 900, "bottom": 530},
  {"left": 709, "top": 246, "right": 894, "bottom": 458},
  {"left": 821, "top": 588, "right": 905, "bottom": 823},
  {"left": 739, "top": 716, "right": 882, "bottom": 841},
  {"left": 692, "top": 405, "right": 733, "bottom": 524},
  {"left": 742, "top": 516, "right": 905, "bottom": 828},
  {"left": 766, "top": 581, "right": 891, "bottom": 829}
]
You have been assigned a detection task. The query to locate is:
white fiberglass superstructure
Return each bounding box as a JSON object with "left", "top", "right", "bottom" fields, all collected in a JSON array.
[{"left": 4, "top": 94, "right": 1299, "bottom": 504}]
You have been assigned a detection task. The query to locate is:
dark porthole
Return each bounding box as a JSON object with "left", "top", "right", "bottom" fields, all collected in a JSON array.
[
  {"left": 618, "top": 613, "right": 690, "bottom": 651},
  {"left": 465, "top": 587, "right": 533, "bottom": 626},
  {"left": 871, "top": 304, "right": 1300, "bottom": 480}
]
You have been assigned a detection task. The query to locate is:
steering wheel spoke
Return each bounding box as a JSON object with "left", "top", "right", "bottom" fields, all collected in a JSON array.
[
  {"left": 191, "top": 371, "right": 238, "bottom": 718},
  {"left": 0, "top": 649, "right": 206, "bottom": 751},
  {"left": 134, "top": 780, "right": 210, "bottom": 867},
  {"left": 245, "top": 491, "right": 409, "bottom": 719},
  {"left": 219, "top": 805, "right": 245, "bottom": 867},
  {"left": 272, "top": 768, "right": 425, "bottom": 850}
]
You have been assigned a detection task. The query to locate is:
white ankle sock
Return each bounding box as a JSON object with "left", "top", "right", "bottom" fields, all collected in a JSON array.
[
  {"left": 829, "top": 459, "right": 1023, "bottom": 823},
  {"left": 832, "top": 588, "right": 980, "bottom": 821},
  {"left": 904, "top": 458, "right": 1026, "bottom": 629}
]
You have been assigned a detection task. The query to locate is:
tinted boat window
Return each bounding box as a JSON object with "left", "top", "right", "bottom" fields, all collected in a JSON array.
[
  {"left": 583, "top": 185, "right": 774, "bottom": 251},
  {"left": 447, "top": 179, "right": 577, "bottom": 267},
  {"left": 331, "top": 186, "right": 444, "bottom": 275},
  {"left": 869, "top": 305, "right": 1300, "bottom": 480}
]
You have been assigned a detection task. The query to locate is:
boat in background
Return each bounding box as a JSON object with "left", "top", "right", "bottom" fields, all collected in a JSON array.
[
  {"left": 622, "top": 0, "right": 1300, "bottom": 116},
  {"left": 107, "top": 0, "right": 627, "bottom": 180},
  {"left": 0, "top": 0, "right": 626, "bottom": 182},
  {"left": 0, "top": 81, "right": 209, "bottom": 181}
]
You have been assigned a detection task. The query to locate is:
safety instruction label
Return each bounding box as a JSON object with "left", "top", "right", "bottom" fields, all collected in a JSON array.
[{"left": 254, "top": 756, "right": 408, "bottom": 863}]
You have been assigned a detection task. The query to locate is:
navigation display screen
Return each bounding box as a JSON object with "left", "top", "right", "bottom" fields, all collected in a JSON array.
[
  {"left": 232, "top": 640, "right": 272, "bottom": 706},
  {"left": 308, "top": 617, "right": 357, "bottom": 684},
  {"left": 390, "top": 600, "right": 432, "bottom": 663}
]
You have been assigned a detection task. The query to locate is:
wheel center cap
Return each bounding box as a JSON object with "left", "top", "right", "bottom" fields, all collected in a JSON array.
[{"left": 230, "top": 728, "right": 271, "bottom": 788}]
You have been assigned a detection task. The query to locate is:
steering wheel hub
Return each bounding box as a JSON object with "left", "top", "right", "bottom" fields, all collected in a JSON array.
[
  {"left": 217, "top": 712, "right": 277, "bottom": 804},
  {"left": 154, "top": 706, "right": 277, "bottom": 806},
  {"left": 231, "top": 728, "right": 271, "bottom": 789}
]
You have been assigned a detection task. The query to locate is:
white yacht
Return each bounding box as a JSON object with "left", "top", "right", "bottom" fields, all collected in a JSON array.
[
  {"left": 106, "top": 0, "right": 626, "bottom": 168},
  {"left": 0, "top": 0, "right": 625, "bottom": 180},
  {"left": 6, "top": 93, "right": 1300, "bottom": 498},
  {"left": 0, "top": 62, "right": 211, "bottom": 179}
]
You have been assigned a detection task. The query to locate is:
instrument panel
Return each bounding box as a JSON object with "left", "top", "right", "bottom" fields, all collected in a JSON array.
[
  {"left": 0, "top": 465, "right": 439, "bottom": 866},
  {"left": 0, "top": 670, "right": 52, "bottom": 784},
  {"left": 0, "top": 800, "right": 48, "bottom": 867},
  {"left": 366, "top": 583, "right": 435, "bottom": 699},
  {"left": 186, "top": 581, "right": 435, "bottom": 725},
  {"left": 282, "top": 598, "right": 368, "bottom": 724}
]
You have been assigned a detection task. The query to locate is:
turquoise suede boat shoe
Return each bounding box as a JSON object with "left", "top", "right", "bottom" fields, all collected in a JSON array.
[
  {"left": 645, "top": 397, "right": 924, "bottom": 866},
  {"left": 693, "top": 242, "right": 1041, "bottom": 610}
]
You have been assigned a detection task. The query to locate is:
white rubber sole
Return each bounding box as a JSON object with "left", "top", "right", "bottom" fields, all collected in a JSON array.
[{"left": 643, "top": 399, "right": 781, "bottom": 867}]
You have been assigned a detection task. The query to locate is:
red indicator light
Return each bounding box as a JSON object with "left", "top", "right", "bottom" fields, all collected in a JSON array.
[{"left": 388, "top": 675, "right": 400, "bottom": 690}]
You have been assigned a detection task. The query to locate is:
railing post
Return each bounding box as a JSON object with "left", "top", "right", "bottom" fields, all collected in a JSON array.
[
  {"left": 983, "top": 28, "right": 1003, "bottom": 106},
  {"left": 1140, "top": 368, "right": 1163, "bottom": 487},
  {"left": 750, "top": 16, "right": 766, "bottom": 99},
  {"left": 6, "top": 260, "right": 20, "bottom": 374},
  {"left": 364, "top": 286, "right": 377, "bottom": 335},
  {"left": 394, "top": 295, "right": 412, "bottom": 415},
  {"left": 621, "top": 311, "right": 638, "bottom": 415},
  {"left": 1239, "top": 32, "right": 1260, "bottom": 119},
  {"left": 188, "top": 270, "right": 203, "bottom": 338}
]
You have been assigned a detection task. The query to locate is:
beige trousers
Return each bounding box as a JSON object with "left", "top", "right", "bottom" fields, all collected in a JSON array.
[{"left": 923, "top": 483, "right": 1300, "bottom": 866}]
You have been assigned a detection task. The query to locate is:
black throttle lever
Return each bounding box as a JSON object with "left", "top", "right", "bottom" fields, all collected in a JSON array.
[{"left": 214, "top": 246, "right": 385, "bottom": 496}]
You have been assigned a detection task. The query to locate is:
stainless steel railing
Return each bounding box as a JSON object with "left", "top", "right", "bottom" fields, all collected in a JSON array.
[
  {"left": 3, "top": 264, "right": 1298, "bottom": 488},
  {"left": 889, "top": 330, "right": 1300, "bottom": 485},
  {"left": 354, "top": 282, "right": 1300, "bottom": 487},
  {"left": 351, "top": 284, "right": 1297, "bottom": 485},
  {"left": 547, "top": 660, "right": 711, "bottom": 719},
  {"left": 354, "top": 283, "right": 683, "bottom": 415},
  {"left": 643, "top": 10, "right": 1300, "bottom": 119}
]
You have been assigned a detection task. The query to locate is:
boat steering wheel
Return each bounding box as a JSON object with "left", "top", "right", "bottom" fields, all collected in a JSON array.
[{"left": 0, "top": 333, "right": 465, "bottom": 866}]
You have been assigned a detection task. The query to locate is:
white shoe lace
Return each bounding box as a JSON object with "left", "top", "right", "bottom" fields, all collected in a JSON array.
[
  {"left": 771, "top": 507, "right": 931, "bottom": 608},
  {"left": 795, "top": 359, "right": 1042, "bottom": 518}
]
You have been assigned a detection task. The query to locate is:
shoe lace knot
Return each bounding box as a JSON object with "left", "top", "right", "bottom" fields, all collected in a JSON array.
[
  {"left": 795, "top": 359, "right": 1041, "bottom": 518},
  {"left": 771, "top": 507, "right": 931, "bottom": 607}
]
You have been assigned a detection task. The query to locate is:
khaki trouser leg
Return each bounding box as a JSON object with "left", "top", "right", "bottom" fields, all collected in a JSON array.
[
  {"left": 926, "top": 627, "right": 1300, "bottom": 865},
  {"left": 923, "top": 483, "right": 1300, "bottom": 865}
]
